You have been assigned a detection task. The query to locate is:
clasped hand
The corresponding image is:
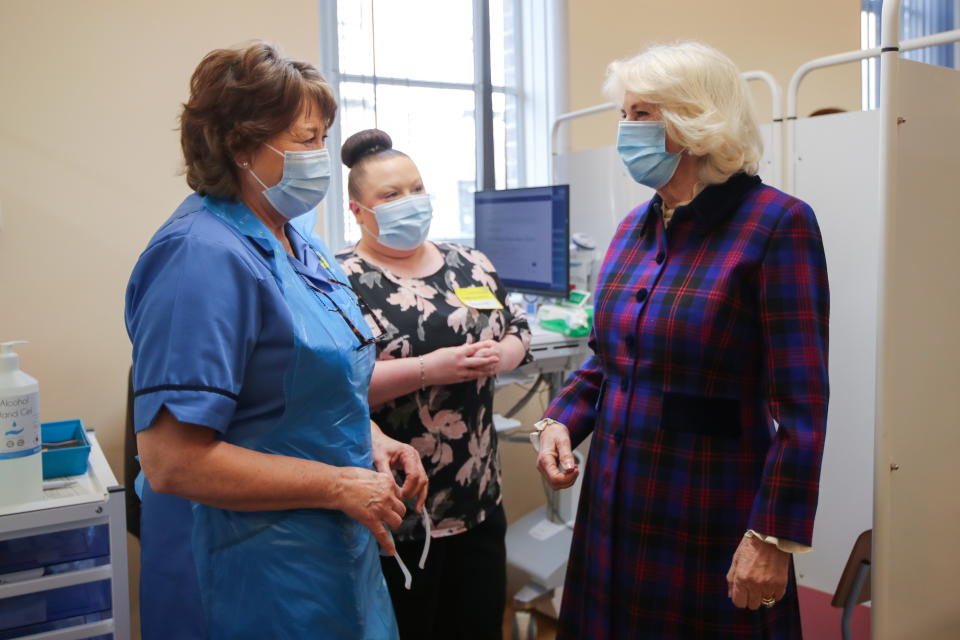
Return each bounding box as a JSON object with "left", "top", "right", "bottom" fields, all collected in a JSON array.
[{"left": 423, "top": 339, "right": 503, "bottom": 384}]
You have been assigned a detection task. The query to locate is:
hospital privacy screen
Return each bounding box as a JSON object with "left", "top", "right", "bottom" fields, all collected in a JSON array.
[{"left": 474, "top": 185, "right": 570, "bottom": 298}]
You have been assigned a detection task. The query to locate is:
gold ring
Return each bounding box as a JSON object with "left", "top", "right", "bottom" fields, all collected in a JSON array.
[{"left": 761, "top": 596, "right": 776, "bottom": 608}]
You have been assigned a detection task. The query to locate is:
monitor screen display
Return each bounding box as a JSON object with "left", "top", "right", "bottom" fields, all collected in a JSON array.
[{"left": 474, "top": 185, "right": 569, "bottom": 297}]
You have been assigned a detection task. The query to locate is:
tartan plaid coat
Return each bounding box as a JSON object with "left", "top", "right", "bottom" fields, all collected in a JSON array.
[{"left": 543, "top": 173, "right": 829, "bottom": 639}]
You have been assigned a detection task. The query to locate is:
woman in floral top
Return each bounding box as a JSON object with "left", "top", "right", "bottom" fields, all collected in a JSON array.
[{"left": 336, "top": 129, "right": 531, "bottom": 640}]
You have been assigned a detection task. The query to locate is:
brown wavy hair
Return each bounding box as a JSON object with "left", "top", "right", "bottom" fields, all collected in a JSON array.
[{"left": 180, "top": 41, "right": 337, "bottom": 199}]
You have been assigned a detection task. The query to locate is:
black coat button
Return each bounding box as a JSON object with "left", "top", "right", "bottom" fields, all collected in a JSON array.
[
  {"left": 624, "top": 334, "right": 636, "bottom": 351},
  {"left": 635, "top": 288, "right": 648, "bottom": 302},
  {"left": 619, "top": 378, "right": 629, "bottom": 392},
  {"left": 613, "top": 430, "right": 624, "bottom": 444},
  {"left": 655, "top": 251, "right": 666, "bottom": 264}
]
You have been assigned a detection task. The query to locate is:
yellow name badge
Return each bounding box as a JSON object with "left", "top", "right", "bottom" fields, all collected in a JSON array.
[{"left": 454, "top": 286, "right": 504, "bottom": 310}]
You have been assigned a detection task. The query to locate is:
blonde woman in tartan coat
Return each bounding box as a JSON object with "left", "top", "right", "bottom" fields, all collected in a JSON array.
[{"left": 534, "top": 42, "right": 829, "bottom": 639}]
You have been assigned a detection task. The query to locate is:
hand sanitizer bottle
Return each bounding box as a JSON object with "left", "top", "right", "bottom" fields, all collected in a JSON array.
[{"left": 0, "top": 341, "right": 43, "bottom": 508}]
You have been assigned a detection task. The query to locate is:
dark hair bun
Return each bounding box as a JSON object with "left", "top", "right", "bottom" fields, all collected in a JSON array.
[{"left": 341, "top": 129, "right": 393, "bottom": 168}]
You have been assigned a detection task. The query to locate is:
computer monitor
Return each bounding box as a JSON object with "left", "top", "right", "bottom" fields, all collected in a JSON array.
[{"left": 474, "top": 185, "right": 570, "bottom": 298}]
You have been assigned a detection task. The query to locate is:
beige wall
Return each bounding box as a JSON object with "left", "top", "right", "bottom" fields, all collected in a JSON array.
[
  {"left": 0, "top": 0, "right": 320, "bottom": 489},
  {"left": 565, "top": 0, "right": 863, "bottom": 151}
]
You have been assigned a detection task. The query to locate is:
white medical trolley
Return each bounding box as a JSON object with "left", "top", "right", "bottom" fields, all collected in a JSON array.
[{"left": 0, "top": 431, "right": 130, "bottom": 640}]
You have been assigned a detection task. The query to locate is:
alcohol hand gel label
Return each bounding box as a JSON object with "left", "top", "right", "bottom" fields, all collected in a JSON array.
[{"left": 0, "top": 392, "right": 40, "bottom": 460}]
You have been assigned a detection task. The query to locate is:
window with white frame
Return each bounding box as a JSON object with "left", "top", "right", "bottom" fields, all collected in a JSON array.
[
  {"left": 861, "top": 0, "right": 960, "bottom": 109},
  {"left": 318, "top": 0, "right": 561, "bottom": 250}
]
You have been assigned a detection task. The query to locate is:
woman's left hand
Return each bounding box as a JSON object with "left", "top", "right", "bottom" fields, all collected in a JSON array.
[
  {"left": 471, "top": 340, "right": 504, "bottom": 375},
  {"left": 726, "top": 534, "right": 790, "bottom": 610},
  {"left": 473, "top": 336, "right": 527, "bottom": 375},
  {"left": 371, "top": 423, "right": 429, "bottom": 513}
]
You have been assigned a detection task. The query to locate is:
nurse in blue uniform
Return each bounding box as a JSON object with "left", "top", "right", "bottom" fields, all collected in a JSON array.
[{"left": 125, "top": 42, "right": 427, "bottom": 640}]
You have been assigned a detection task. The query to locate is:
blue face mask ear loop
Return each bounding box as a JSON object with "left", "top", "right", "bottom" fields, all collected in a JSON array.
[
  {"left": 353, "top": 202, "right": 375, "bottom": 237},
  {"left": 244, "top": 144, "right": 288, "bottom": 192},
  {"left": 246, "top": 166, "right": 269, "bottom": 191}
]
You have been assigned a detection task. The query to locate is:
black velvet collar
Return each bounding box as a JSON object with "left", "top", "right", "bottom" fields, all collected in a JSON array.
[{"left": 642, "top": 172, "right": 763, "bottom": 235}]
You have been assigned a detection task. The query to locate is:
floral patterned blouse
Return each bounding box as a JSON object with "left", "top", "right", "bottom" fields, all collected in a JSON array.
[{"left": 337, "top": 242, "right": 532, "bottom": 541}]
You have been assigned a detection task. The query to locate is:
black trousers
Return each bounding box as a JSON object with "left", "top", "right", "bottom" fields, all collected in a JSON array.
[{"left": 381, "top": 505, "right": 507, "bottom": 640}]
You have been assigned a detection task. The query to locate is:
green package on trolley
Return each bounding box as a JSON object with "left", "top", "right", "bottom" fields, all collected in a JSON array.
[{"left": 537, "top": 290, "right": 593, "bottom": 337}]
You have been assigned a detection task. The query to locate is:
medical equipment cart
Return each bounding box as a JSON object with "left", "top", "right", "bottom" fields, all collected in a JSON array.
[
  {"left": 496, "top": 322, "right": 590, "bottom": 640},
  {"left": 0, "top": 431, "right": 130, "bottom": 639}
]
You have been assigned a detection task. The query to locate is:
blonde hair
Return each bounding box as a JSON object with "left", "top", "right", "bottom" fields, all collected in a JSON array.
[{"left": 604, "top": 41, "right": 762, "bottom": 184}]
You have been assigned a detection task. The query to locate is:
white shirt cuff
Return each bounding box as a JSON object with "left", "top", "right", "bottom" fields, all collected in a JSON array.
[{"left": 745, "top": 529, "right": 812, "bottom": 554}]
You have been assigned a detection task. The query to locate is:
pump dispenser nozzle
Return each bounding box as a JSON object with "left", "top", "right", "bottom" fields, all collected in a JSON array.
[{"left": 0, "top": 341, "right": 28, "bottom": 375}]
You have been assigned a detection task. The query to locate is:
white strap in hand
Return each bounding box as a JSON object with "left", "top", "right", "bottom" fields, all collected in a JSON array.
[
  {"left": 419, "top": 508, "right": 432, "bottom": 569},
  {"left": 392, "top": 551, "right": 413, "bottom": 590},
  {"left": 391, "top": 507, "right": 433, "bottom": 590}
]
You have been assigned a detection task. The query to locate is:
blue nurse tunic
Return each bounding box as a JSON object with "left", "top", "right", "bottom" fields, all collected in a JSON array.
[{"left": 125, "top": 193, "right": 396, "bottom": 639}]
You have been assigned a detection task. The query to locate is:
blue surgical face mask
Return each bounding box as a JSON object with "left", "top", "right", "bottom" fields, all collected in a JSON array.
[
  {"left": 248, "top": 144, "right": 331, "bottom": 219},
  {"left": 616, "top": 121, "right": 681, "bottom": 190},
  {"left": 360, "top": 193, "right": 433, "bottom": 251}
]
